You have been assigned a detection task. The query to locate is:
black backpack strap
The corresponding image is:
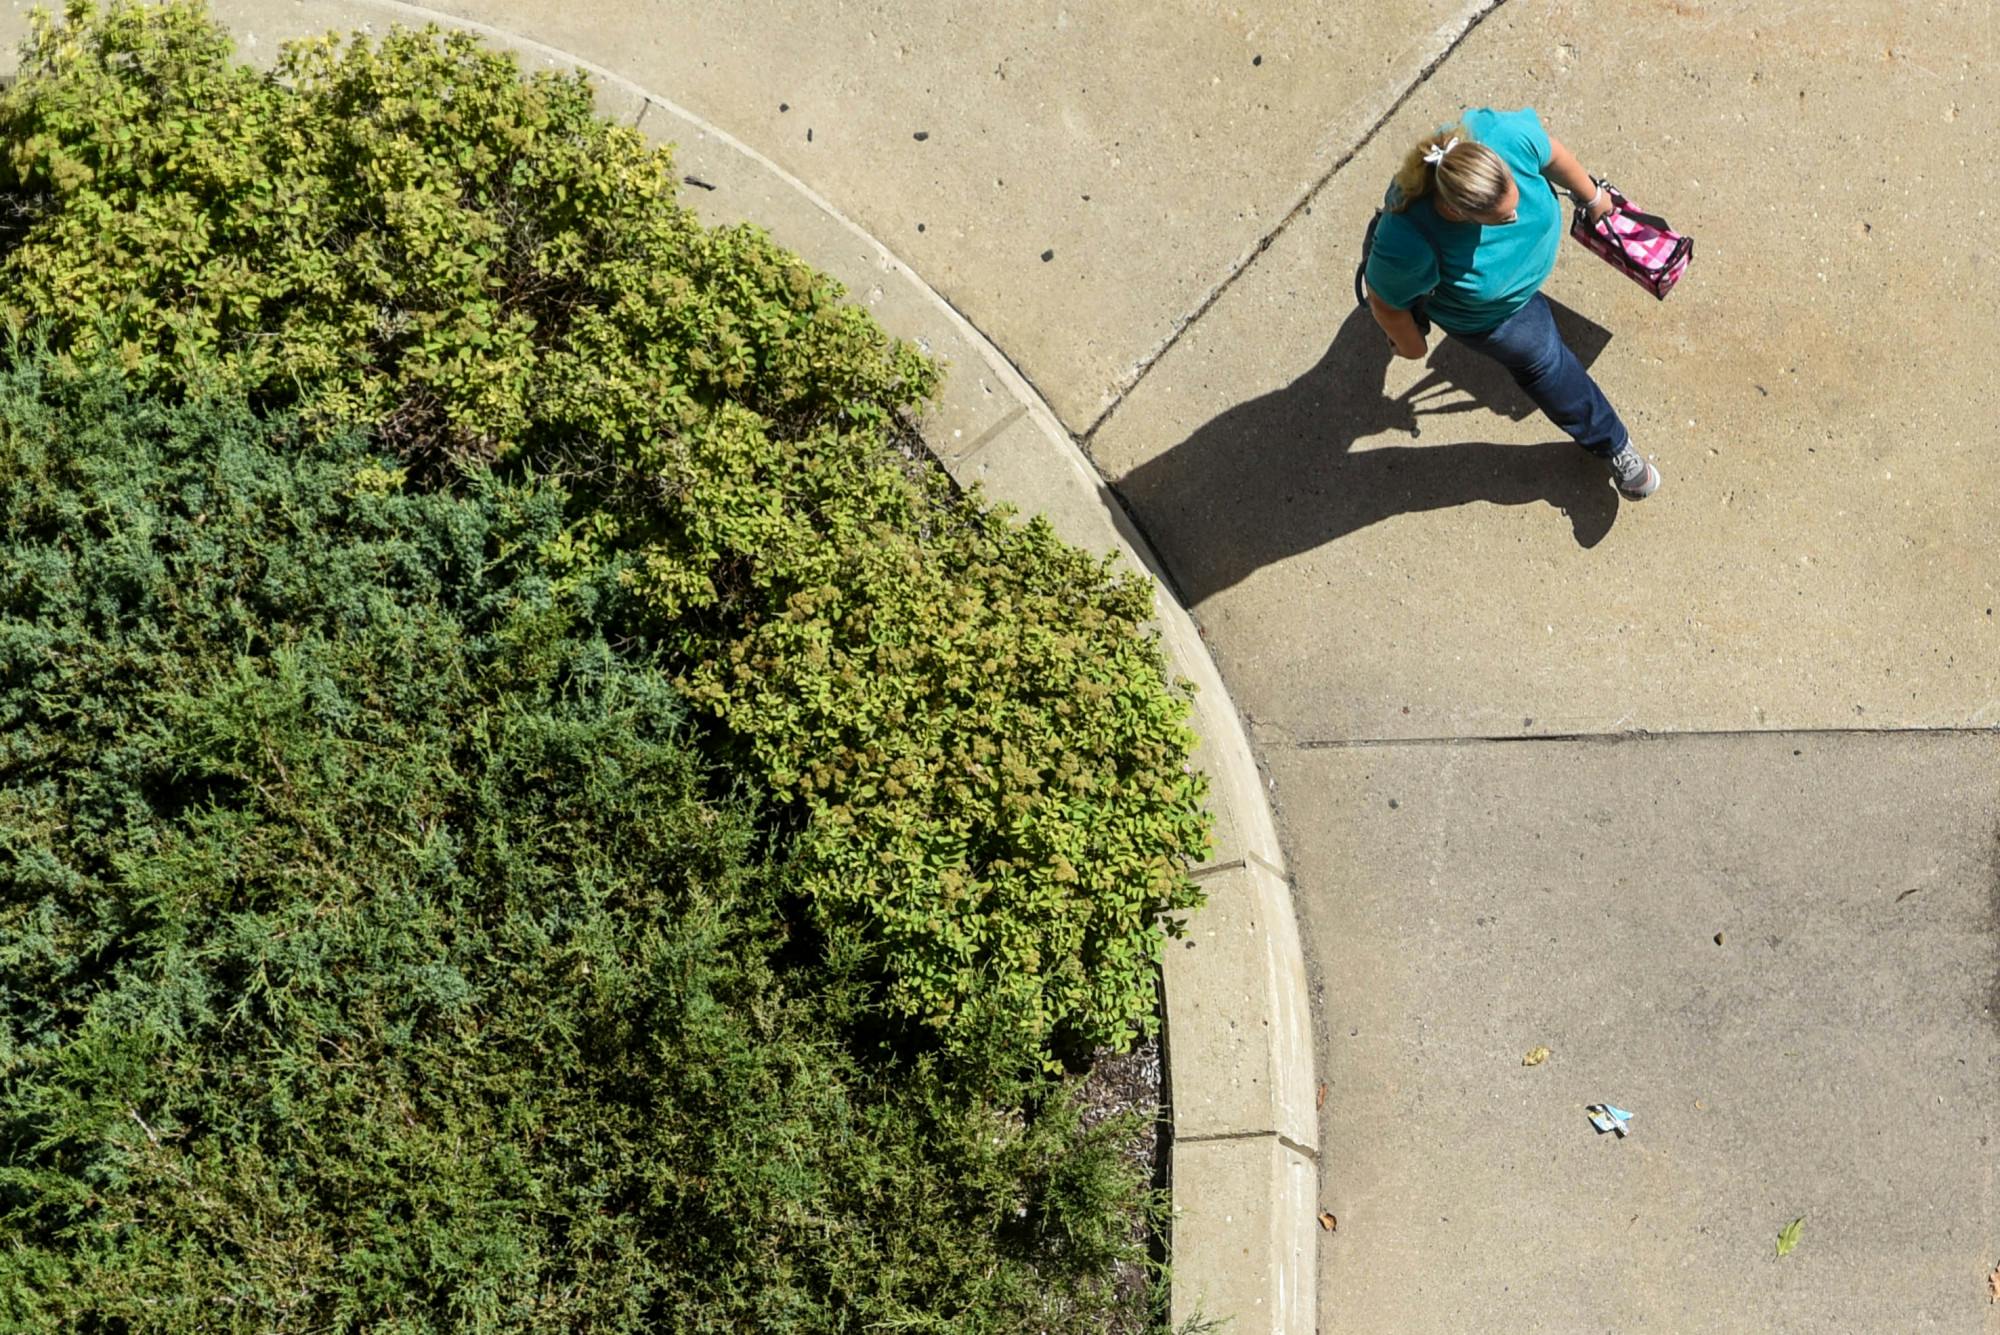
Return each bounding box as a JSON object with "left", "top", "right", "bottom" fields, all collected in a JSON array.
[
  {"left": 1356, "top": 182, "right": 1424, "bottom": 307},
  {"left": 1354, "top": 209, "right": 1384, "bottom": 305}
]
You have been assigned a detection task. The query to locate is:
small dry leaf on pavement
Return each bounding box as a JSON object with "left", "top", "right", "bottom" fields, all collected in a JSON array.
[
  {"left": 1988, "top": 1261, "right": 1999, "bottom": 1303},
  {"left": 1317, "top": 1210, "right": 1338, "bottom": 1232},
  {"left": 1776, "top": 1217, "right": 1804, "bottom": 1258},
  {"left": 1316, "top": 1081, "right": 1327, "bottom": 1110},
  {"left": 1522, "top": 1046, "right": 1551, "bottom": 1067}
]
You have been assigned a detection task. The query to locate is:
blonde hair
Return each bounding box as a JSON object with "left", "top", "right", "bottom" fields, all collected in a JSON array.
[{"left": 1389, "top": 124, "right": 1510, "bottom": 216}]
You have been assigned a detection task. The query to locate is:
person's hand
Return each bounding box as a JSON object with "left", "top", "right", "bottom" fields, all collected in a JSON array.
[
  {"left": 1389, "top": 335, "right": 1428, "bottom": 360},
  {"left": 1585, "top": 191, "right": 1615, "bottom": 225}
]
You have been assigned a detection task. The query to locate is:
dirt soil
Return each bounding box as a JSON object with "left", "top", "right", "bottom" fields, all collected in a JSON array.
[{"left": 1074, "top": 1036, "right": 1166, "bottom": 1333}]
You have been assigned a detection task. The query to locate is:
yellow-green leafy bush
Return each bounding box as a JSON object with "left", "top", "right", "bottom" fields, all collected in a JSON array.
[
  {"left": 0, "top": 1, "right": 1209, "bottom": 1064},
  {"left": 0, "top": 0, "right": 929, "bottom": 462},
  {"left": 610, "top": 412, "right": 1211, "bottom": 1056}
]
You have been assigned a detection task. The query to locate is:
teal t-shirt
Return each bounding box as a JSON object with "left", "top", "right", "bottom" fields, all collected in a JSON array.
[{"left": 1363, "top": 107, "right": 1562, "bottom": 335}]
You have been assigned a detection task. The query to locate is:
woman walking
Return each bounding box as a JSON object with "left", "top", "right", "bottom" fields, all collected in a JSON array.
[{"left": 1363, "top": 107, "right": 1659, "bottom": 499}]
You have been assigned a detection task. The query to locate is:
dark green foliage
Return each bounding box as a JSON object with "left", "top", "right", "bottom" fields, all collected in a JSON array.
[
  {"left": 0, "top": 0, "right": 1208, "bottom": 1072},
  {"left": 0, "top": 362, "right": 1154, "bottom": 1332}
]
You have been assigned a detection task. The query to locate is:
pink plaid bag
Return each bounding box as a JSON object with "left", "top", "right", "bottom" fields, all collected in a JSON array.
[{"left": 1570, "top": 180, "right": 1692, "bottom": 300}]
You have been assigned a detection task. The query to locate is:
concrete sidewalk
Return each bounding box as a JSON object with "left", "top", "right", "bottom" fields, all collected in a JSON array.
[
  {"left": 7, "top": 0, "right": 1998, "bottom": 1328},
  {"left": 1275, "top": 730, "right": 1998, "bottom": 1332},
  {"left": 1083, "top": 0, "right": 2000, "bottom": 1328}
]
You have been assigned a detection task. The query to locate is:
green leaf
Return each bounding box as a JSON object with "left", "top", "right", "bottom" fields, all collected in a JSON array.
[{"left": 1776, "top": 1216, "right": 1804, "bottom": 1257}]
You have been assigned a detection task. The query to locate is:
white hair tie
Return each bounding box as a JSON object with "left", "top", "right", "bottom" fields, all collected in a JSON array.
[{"left": 1422, "top": 136, "right": 1459, "bottom": 167}]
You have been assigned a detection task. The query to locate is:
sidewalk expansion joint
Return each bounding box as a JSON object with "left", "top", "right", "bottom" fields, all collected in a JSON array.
[
  {"left": 1192, "top": 851, "right": 1286, "bottom": 879},
  {"left": 1290, "top": 724, "right": 2000, "bottom": 749},
  {"left": 916, "top": 283, "right": 1075, "bottom": 440},
  {"left": 1247, "top": 850, "right": 1288, "bottom": 880},
  {"left": 1178, "top": 1127, "right": 1321, "bottom": 1163},
  {"left": 1078, "top": 0, "right": 1512, "bottom": 448},
  {"left": 952, "top": 404, "right": 1029, "bottom": 465}
]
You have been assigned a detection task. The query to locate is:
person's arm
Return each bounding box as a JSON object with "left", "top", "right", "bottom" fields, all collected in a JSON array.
[
  {"left": 1542, "top": 135, "right": 1615, "bottom": 224},
  {"left": 1366, "top": 287, "right": 1428, "bottom": 359}
]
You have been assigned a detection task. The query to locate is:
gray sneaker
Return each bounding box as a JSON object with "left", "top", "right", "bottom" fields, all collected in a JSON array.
[{"left": 1607, "top": 444, "right": 1660, "bottom": 499}]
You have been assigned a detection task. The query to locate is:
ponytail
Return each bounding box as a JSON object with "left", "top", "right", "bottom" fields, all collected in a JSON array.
[{"left": 1387, "top": 123, "right": 1508, "bottom": 215}]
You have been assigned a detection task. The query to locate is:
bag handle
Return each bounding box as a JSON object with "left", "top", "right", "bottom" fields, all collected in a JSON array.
[
  {"left": 1618, "top": 204, "right": 1673, "bottom": 232},
  {"left": 1584, "top": 178, "right": 1675, "bottom": 235},
  {"left": 1579, "top": 206, "right": 1648, "bottom": 279},
  {"left": 1577, "top": 186, "right": 1661, "bottom": 281}
]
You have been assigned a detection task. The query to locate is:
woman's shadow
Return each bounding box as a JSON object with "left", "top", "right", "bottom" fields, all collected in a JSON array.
[{"left": 1110, "top": 299, "right": 1623, "bottom": 607}]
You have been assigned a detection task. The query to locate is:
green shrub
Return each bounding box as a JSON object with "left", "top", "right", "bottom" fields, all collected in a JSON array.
[
  {"left": 612, "top": 413, "right": 1211, "bottom": 1057},
  {"left": 0, "top": 360, "right": 1157, "bottom": 1332},
  {"left": 0, "top": 0, "right": 1210, "bottom": 1065},
  {"left": 0, "top": 0, "right": 933, "bottom": 464}
]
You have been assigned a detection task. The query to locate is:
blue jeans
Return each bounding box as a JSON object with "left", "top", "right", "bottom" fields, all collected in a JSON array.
[{"left": 1437, "top": 293, "right": 1629, "bottom": 459}]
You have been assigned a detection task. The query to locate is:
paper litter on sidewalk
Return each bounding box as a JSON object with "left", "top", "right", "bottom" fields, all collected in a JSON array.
[{"left": 1586, "top": 1104, "right": 1633, "bottom": 1136}]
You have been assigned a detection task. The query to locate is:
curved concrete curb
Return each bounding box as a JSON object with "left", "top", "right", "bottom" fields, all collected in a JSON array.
[{"left": 0, "top": 4, "right": 1318, "bottom": 1328}]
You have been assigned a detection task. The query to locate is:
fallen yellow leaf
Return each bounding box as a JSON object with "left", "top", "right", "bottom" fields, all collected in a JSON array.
[
  {"left": 1522, "top": 1046, "right": 1551, "bottom": 1067},
  {"left": 1317, "top": 1210, "right": 1338, "bottom": 1232}
]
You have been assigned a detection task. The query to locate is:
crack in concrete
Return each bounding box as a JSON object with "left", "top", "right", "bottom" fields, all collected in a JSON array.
[
  {"left": 1289, "top": 725, "right": 2000, "bottom": 749},
  {"left": 1078, "top": 0, "right": 1512, "bottom": 450}
]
